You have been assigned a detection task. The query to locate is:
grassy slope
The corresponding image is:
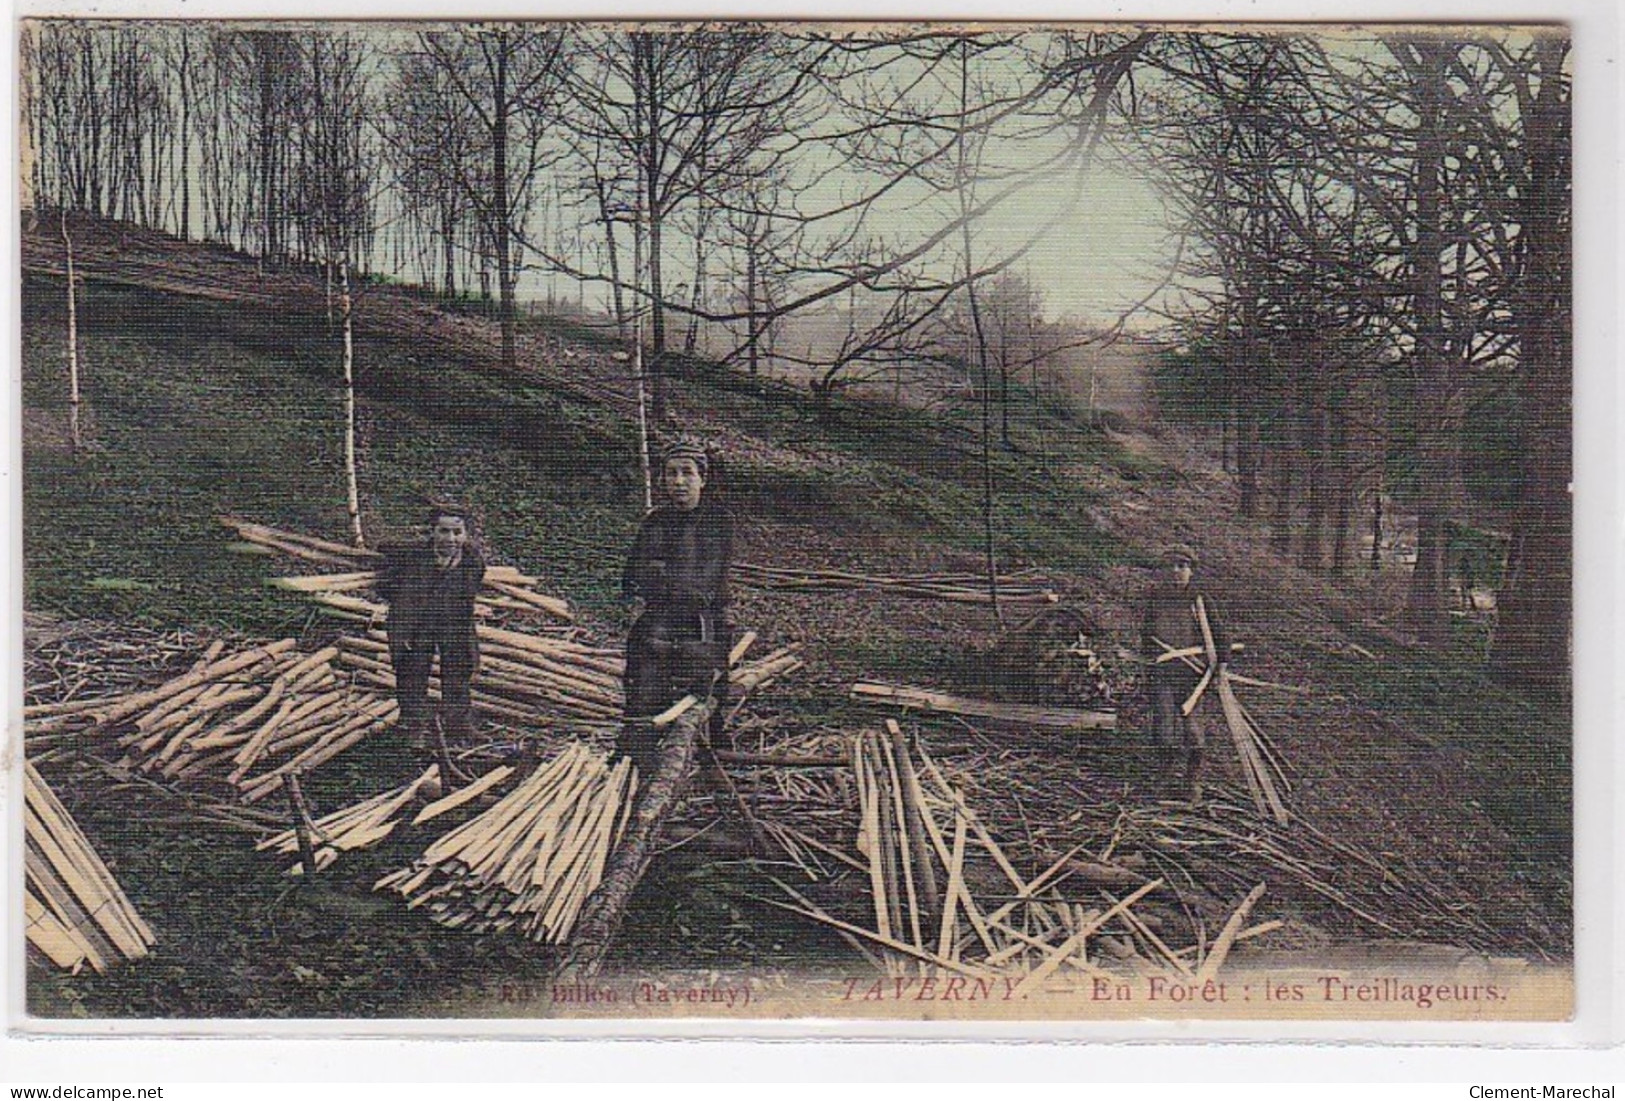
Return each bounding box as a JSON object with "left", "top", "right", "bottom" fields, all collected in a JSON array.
[{"left": 19, "top": 229, "right": 1572, "bottom": 1015}]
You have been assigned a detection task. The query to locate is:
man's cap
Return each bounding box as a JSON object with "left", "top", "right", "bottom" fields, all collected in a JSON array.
[
  {"left": 1161, "top": 543, "right": 1198, "bottom": 566},
  {"left": 423, "top": 496, "right": 472, "bottom": 524},
  {"left": 660, "top": 435, "right": 711, "bottom": 474}
]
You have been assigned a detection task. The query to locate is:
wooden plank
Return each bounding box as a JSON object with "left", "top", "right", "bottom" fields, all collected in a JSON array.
[
  {"left": 851, "top": 682, "right": 1115, "bottom": 731},
  {"left": 413, "top": 766, "right": 517, "bottom": 825}
]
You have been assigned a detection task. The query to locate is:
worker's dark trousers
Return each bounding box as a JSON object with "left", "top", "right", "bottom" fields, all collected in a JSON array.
[
  {"left": 1149, "top": 670, "right": 1206, "bottom": 786},
  {"left": 619, "top": 611, "right": 731, "bottom": 773},
  {"left": 391, "top": 636, "right": 477, "bottom": 743}
]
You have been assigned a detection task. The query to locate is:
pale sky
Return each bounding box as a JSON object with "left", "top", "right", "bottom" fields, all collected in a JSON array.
[{"left": 978, "top": 156, "right": 1172, "bottom": 327}]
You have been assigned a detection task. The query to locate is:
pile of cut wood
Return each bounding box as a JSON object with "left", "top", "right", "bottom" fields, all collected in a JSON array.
[
  {"left": 24, "top": 762, "right": 156, "bottom": 973},
  {"left": 25, "top": 638, "right": 390, "bottom": 802},
  {"left": 377, "top": 743, "right": 637, "bottom": 943},
  {"left": 222, "top": 517, "right": 574, "bottom": 625},
  {"left": 335, "top": 626, "right": 626, "bottom": 727},
  {"left": 27, "top": 626, "right": 802, "bottom": 806},
  {"left": 735, "top": 562, "right": 1057, "bottom": 606},
  {"left": 764, "top": 723, "right": 1269, "bottom": 986}
]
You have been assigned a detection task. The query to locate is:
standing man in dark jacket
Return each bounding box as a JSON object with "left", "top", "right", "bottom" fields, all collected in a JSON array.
[
  {"left": 1141, "top": 543, "right": 1229, "bottom": 800},
  {"left": 617, "top": 438, "right": 733, "bottom": 771},
  {"left": 377, "top": 501, "right": 486, "bottom": 761}
]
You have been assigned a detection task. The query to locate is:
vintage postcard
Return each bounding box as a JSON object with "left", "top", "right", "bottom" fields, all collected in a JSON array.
[{"left": 14, "top": 17, "right": 1574, "bottom": 1031}]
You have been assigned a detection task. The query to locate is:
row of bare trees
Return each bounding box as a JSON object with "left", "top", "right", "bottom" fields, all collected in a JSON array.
[
  {"left": 22, "top": 24, "right": 1142, "bottom": 411},
  {"left": 25, "top": 25, "right": 376, "bottom": 272},
  {"left": 22, "top": 23, "right": 1569, "bottom": 684},
  {"left": 1143, "top": 31, "right": 1569, "bottom": 684}
]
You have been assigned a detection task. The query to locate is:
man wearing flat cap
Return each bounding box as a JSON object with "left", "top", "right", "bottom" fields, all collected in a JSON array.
[
  {"left": 1140, "top": 543, "right": 1228, "bottom": 800},
  {"left": 377, "top": 500, "right": 486, "bottom": 763},
  {"left": 616, "top": 437, "right": 734, "bottom": 772}
]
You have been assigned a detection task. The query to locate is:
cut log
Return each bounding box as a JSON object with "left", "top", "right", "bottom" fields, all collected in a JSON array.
[
  {"left": 555, "top": 701, "right": 715, "bottom": 980},
  {"left": 885, "top": 720, "right": 940, "bottom": 937},
  {"left": 712, "top": 750, "right": 848, "bottom": 768}
]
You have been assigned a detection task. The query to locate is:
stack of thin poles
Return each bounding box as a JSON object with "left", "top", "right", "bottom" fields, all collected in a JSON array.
[
  {"left": 766, "top": 722, "right": 1270, "bottom": 991},
  {"left": 335, "top": 627, "right": 625, "bottom": 727},
  {"left": 376, "top": 743, "right": 638, "bottom": 944},
  {"left": 25, "top": 639, "right": 393, "bottom": 802},
  {"left": 258, "top": 765, "right": 447, "bottom": 875},
  {"left": 222, "top": 516, "right": 575, "bottom": 624},
  {"left": 24, "top": 761, "right": 157, "bottom": 973},
  {"left": 735, "top": 562, "right": 1057, "bottom": 606}
]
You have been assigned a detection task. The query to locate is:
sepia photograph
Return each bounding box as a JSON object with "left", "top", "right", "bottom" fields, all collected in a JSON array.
[{"left": 14, "top": 17, "right": 1575, "bottom": 1028}]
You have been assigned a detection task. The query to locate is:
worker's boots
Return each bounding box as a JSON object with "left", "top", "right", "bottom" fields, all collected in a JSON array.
[
  {"left": 441, "top": 705, "right": 475, "bottom": 747},
  {"left": 396, "top": 712, "right": 431, "bottom": 757}
]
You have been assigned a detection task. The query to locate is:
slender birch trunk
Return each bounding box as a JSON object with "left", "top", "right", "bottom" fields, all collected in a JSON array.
[
  {"left": 634, "top": 316, "right": 653, "bottom": 512},
  {"left": 61, "top": 211, "right": 83, "bottom": 454},
  {"left": 340, "top": 256, "right": 365, "bottom": 547}
]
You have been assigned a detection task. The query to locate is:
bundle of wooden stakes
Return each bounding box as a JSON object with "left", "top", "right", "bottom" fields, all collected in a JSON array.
[
  {"left": 764, "top": 722, "right": 1270, "bottom": 991},
  {"left": 26, "top": 638, "right": 397, "bottom": 802},
  {"left": 736, "top": 562, "right": 1057, "bottom": 606},
  {"left": 377, "top": 743, "right": 637, "bottom": 943},
  {"left": 24, "top": 761, "right": 157, "bottom": 973},
  {"left": 334, "top": 625, "right": 626, "bottom": 727}
]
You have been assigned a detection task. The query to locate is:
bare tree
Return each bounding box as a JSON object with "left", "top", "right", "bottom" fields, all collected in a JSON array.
[
  {"left": 1489, "top": 34, "right": 1571, "bottom": 688},
  {"left": 61, "top": 212, "right": 84, "bottom": 454},
  {"left": 556, "top": 27, "right": 820, "bottom": 419},
  {"left": 413, "top": 26, "right": 568, "bottom": 371}
]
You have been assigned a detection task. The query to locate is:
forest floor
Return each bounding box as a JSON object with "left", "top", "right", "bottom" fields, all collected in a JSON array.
[{"left": 18, "top": 215, "right": 1571, "bottom": 1019}]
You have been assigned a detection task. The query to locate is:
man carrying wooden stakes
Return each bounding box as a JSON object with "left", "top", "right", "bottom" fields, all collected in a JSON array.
[
  {"left": 377, "top": 499, "right": 486, "bottom": 777},
  {"left": 1141, "top": 542, "right": 1229, "bottom": 802},
  {"left": 616, "top": 437, "right": 734, "bottom": 774}
]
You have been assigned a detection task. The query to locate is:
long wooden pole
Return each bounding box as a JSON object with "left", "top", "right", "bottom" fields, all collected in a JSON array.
[{"left": 886, "top": 720, "right": 940, "bottom": 928}]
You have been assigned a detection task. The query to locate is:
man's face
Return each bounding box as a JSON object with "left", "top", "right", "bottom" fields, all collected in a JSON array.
[
  {"left": 1169, "top": 559, "right": 1194, "bottom": 587},
  {"left": 665, "top": 458, "right": 706, "bottom": 511},
  {"left": 431, "top": 515, "right": 468, "bottom": 561}
]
